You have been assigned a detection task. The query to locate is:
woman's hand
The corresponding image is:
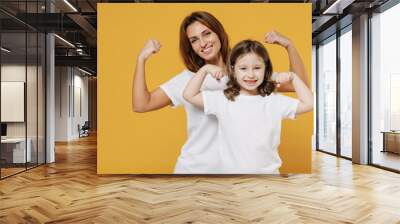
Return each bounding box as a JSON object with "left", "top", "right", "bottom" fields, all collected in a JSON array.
[
  {"left": 200, "top": 64, "right": 226, "bottom": 81},
  {"left": 264, "top": 30, "right": 291, "bottom": 49},
  {"left": 272, "top": 72, "right": 295, "bottom": 88},
  {"left": 138, "top": 39, "right": 161, "bottom": 61}
]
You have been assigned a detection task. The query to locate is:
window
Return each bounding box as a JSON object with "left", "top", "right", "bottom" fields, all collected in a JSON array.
[
  {"left": 339, "top": 28, "right": 352, "bottom": 158},
  {"left": 317, "top": 35, "right": 337, "bottom": 154},
  {"left": 371, "top": 2, "right": 400, "bottom": 171}
]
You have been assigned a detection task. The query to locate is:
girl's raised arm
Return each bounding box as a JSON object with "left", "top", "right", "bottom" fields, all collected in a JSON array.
[
  {"left": 132, "top": 39, "right": 172, "bottom": 113},
  {"left": 183, "top": 64, "right": 224, "bottom": 109}
]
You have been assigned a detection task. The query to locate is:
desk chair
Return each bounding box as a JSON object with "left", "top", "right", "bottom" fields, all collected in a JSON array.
[{"left": 79, "top": 121, "right": 90, "bottom": 138}]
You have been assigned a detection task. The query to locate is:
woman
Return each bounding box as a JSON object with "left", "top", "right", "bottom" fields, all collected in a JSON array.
[{"left": 132, "top": 11, "right": 308, "bottom": 174}]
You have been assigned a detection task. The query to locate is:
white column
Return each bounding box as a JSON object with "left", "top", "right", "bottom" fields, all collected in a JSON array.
[
  {"left": 46, "top": 32, "right": 55, "bottom": 163},
  {"left": 45, "top": 1, "right": 55, "bottom": 163},
  {"left": 352, "top": 14, "right": 369, "bottom": 164}
]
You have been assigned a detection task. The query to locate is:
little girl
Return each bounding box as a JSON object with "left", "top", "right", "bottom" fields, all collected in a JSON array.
[{"left": 183, "top": 39, "right": 313, "bottom": 174}]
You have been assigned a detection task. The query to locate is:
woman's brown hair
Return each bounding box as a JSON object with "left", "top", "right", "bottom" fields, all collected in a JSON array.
[
  {"left": 224, "top": 39, "right": 276, "bottom": 101},
  {"left": 179, "top": 11, "right": 230, "bottom": 72}
]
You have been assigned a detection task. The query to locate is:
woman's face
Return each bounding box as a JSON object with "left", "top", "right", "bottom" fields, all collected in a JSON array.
[{"left": 186, "top": 21, "right": 221, "bottom": 63}]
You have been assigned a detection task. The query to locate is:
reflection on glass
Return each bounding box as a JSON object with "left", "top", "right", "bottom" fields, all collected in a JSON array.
[
  {"left": 340, "top": 29, "right": 352, "bottom": 158},
  {"left": 318, "top": 37, "right": 337, "bottom": 154}
]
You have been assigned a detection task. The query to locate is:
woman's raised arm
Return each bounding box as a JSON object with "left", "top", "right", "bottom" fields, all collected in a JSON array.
[
  {"left": 276, "top": 72, "right": 313, "bottom": 114},
  {"left": 132, "top": 40, "right": 172, "bottom": 113},
  {"left": 264, "top": 31, "right": 309, "bottom": 92}
]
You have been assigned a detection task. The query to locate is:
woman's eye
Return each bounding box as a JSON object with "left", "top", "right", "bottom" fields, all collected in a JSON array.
[
  {"left": 254, "top": 67, "right": 261, "bottom": 70},
  {"left": 190, "top": 39, "right": 198, "bottom": 44},
  {"left": 205, "top": 31, "right": 211, "bottom": 36},
  {"left": 239, "top": 67, "right": 246, "bottom": 70}
]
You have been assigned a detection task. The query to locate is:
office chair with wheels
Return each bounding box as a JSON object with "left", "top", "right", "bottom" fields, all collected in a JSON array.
[{"left": 79, "top": 121, "right": 90, "bottom": 138}]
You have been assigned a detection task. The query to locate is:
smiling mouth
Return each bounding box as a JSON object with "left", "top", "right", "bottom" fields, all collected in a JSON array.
[
  {"left": 244, "top": 80, "right": 258, "bottom": 85},
  {"left": 201, "top": 45, "right": 213, "bottom": 54}
]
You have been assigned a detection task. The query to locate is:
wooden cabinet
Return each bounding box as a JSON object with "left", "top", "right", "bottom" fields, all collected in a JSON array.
[{"left": 382, "top": 131, "right": 400, "bottom": 154}]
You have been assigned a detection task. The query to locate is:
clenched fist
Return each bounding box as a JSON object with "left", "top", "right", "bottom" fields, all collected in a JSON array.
[
  {"left": 138, "top": 39, "right": 161, "bottom": 61},
  {"left": 272, "top": 72, "right": 295, "bottom": 88},
  {"left": 264, "top": 30, "right": 291, "bottom": 49},
  {"left": 200, "top": 64, "right": 226, "bottom": 81}
]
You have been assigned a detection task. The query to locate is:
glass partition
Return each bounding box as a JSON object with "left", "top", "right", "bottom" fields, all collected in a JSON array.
[
  {"left": 1, "top": 30, "right": 28, "bottom": 177},
  {"left": 0, "top": 1, "right": 46, "bottom": 179}
]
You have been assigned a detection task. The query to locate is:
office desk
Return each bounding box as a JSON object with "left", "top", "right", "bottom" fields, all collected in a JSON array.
[
  {"left": 1, "top": 138, "right": 31, "bottom": 163},
  {"left": 381, "top": 131, "right": 400, "bottom": 154}
]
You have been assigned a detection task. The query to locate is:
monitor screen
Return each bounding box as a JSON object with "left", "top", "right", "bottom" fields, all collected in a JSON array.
[{"left": 1, "top": 123, "right": 6, "bottom": 137}]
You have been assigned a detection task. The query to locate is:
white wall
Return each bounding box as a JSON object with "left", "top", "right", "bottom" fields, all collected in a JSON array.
[
  {"left": 55, "top": 67, "right": 70, "bottom": 141},
  {"left": 55, "top": 67, "right": 89, "bottom": 141},
  {"left": 73, "top": 73, "right": 89, "bottom": 137}
]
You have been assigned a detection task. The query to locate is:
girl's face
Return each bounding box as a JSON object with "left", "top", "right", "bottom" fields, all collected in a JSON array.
[
  {"left": 233, "top": 52, "right": 265, "bottom": 95},
  {"left": 186, "top": 21, "right": 222, "bottom": 63}
]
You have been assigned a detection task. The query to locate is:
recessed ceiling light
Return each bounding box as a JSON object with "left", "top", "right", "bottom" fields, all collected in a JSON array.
[
  {"left": 63, "top": 0, "right": 78, "bottom": 12},
  {"left": 1, "top": 47, "right": 11, "bottom": 53},
  {"left": 77, "top": 67, "right": 93, "bottom": 76},
  {"left": 323, "top": 0, "right": 355, "bottom": 15},
  {"left": 54, "top": 34, "right": 75, "bottom": 48}
]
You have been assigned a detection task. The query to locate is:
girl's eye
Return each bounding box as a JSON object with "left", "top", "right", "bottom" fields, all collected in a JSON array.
[
  {"left": 190, "top": 39, "right": 198, "bottom": 44},
  {"left": 239, "top": 67, "right": 246, "bottom": 70},
  {"left": 205, "top": 31, "right": 211, "bottom": 36},
  {"left": 254, "top": 67, "right": 261, "bottom": 70}
]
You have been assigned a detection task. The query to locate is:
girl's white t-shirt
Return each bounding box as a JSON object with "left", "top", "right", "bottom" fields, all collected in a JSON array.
[
  {"left": 160, "top": 70, "right": 228, "bottom": 174},
  {"left": 202, "top": 91, "right": 299, "bottom": 174}
]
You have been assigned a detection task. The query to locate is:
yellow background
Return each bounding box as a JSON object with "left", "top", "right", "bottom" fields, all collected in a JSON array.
[{"left": 98, "top": 3, "right": 312, "bottom": 174}]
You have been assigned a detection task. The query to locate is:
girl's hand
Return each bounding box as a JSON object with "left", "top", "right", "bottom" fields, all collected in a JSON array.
[
  {"left": 272, "top": 72, "right": 295, "bottom": 88},
  {"left": 264, "top": 30, "right": 291, "bottom": 49},
  {"left": 201, "top": 64, "right": 226, "bottom": 81},
  {"left": 138, "top": 39, "right": 161, "bottom": 61}
]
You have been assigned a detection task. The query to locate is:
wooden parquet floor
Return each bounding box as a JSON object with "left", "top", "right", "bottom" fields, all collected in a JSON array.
[{"left": 1, "top": 134, "right": 400, "bottom": 224}]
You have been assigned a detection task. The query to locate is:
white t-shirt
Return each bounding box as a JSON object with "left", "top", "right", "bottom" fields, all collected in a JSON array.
[
  {"left": 160, "top": 70, "right": 228, "bottom": 174},
  {"left": 202, "top": 91, "right": 299, "bottom": 174}
]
